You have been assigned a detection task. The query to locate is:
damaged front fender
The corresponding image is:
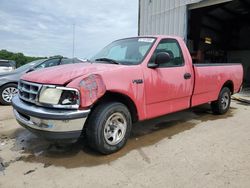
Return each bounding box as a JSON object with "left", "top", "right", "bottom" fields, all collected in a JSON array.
[{"left": 78, "top": 74, "right": 106, "bottom": 107}]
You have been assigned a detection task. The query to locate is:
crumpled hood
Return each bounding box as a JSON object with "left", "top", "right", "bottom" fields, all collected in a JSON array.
[{"left": 21, "top": 63, "right": 124, "bottom": 85}]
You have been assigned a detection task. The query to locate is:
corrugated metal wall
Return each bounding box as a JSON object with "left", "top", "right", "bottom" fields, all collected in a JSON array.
[{"left": 139, "top": 0, "right": 202, "bottom": 39}]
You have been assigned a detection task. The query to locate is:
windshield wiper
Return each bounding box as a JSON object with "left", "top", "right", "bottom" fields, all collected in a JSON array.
[{"left": 95, "top": 58, "right": 120, "bottom": 65}]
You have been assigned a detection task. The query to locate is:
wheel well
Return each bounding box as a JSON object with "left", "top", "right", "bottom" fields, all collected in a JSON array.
[
  {"left": 0, "top": 82, "right": 18, "bottom": 89},
  {"left": 222, "top": 80, "right": 234, "bottom": 94},
  {"left": 93, "top": 91, "right": 139, "bottom": 123}
]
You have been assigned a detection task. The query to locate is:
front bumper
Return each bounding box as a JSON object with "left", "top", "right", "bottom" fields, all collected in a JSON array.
[{"left": 12, "top": 96, "right": 90, "bottom": 141}]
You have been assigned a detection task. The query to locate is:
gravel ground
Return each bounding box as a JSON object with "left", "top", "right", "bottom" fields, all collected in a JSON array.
[{"left": 0, "top": 100, "right": 250, "bottom": 188}]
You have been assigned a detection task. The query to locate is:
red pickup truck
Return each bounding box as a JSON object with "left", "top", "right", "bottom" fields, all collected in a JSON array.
[{"left": 12, "top": 36, "right": 243, "bottom": 154}]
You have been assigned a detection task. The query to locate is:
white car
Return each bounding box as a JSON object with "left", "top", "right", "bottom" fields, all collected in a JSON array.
[{"left": 0, "top": 60, "right": 16, "bottom": 73}]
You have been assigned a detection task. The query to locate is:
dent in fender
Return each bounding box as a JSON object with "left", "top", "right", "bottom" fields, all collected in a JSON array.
[{"left": 79, "top": 74, "right": 106, "bottom": 106}]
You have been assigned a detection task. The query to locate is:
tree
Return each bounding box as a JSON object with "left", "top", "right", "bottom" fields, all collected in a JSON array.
[{"left": 0, "top": 49, "right": 47, "bottom": 67}]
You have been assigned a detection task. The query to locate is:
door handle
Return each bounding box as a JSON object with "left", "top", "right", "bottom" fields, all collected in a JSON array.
[{"left": 184, "top": 73, "right": 191, "bottom": 79}]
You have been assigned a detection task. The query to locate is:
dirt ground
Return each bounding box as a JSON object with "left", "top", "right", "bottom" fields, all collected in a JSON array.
[{"left": 0, "top": 99, "right": 250, "bottom": 188}]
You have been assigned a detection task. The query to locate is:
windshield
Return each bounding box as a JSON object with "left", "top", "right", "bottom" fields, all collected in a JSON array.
[
  {"left": 91, "top": 37, "right": 155, "bottom": 65},
  {"left": 15, "top": 59, "right": 45, "bottom": 72}
]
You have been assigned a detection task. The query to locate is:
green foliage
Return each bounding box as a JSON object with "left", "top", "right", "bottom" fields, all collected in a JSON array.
[{"left": 0, "top": 49, "right": 47, "bottom": 67}]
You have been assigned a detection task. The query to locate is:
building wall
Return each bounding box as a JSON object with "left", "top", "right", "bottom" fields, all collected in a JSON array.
[
  {"left": 228, "top": 51, "right": 250, "bottom": 83},
  {"left": 139, "top": 0, "right": 202, "bottom": 39}
]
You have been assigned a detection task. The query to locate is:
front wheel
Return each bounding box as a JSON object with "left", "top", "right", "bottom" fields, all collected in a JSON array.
[
  {"left": 211, "top": 87, "right": 231, "bottom": 115},
  {"left": 0, "top": 83, "right": 18, "bottom": 105},
  {"left": 86, "top": 102, "right": 132, "bottom": 154}
]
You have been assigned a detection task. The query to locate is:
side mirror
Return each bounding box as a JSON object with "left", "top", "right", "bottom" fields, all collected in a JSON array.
[
  {"left": 155, "top": 52, "right": 171, "bottom": 65},
  {"left": 148, "top": 52, "right": 171, "bottom": 69}
]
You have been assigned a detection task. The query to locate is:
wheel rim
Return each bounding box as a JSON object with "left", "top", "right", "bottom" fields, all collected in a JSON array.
[
  {"left": 221, "top": 92, "right": 230, "bottom": 110},
  {"left": 2, "top": 87, "right": 18, "bottom": 103},
  {"left": 104, "top": 112, "right": 127, "bottom": 145}
]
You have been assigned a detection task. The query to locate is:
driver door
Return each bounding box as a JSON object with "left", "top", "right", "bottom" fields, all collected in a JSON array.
[{"left": 144, "top": 39, "right": 193, "bottom": 119}]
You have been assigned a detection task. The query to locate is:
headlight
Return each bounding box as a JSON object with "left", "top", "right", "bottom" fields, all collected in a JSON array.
[
  {"left": 38, "top": 86, "right": 80, "bottom": 109},
  {"left": 39, "top": 88, "right": 62, "bottom": 104}
]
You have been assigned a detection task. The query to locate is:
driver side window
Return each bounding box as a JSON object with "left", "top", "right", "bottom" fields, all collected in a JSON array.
[{"left": 150, "top": 39, "right": 184, "bottom": 68}]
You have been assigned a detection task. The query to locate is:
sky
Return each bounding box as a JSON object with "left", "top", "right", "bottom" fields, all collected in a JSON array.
[{"left": 0, "top": 0, "right": 138, "bottom": 59}]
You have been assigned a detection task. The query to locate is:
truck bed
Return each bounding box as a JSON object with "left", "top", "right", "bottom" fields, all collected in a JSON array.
[{"left": 191, "top": 63, "right": 243, "bottom": 107}]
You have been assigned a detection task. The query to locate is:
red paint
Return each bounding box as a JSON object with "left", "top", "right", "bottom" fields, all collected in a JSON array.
[
  {"left": 21, "top": 36, "right": 243, "bottom": 121},
  {"left": 78, "top": 74, "right": 106, "bottom": 107}
]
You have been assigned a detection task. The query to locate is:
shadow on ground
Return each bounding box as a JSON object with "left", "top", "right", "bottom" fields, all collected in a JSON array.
[{"left": 7, "top": 104, "right": 235, "bottom": 168}]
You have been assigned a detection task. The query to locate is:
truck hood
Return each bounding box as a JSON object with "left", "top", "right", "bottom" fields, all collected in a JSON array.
[{"left": 21, "top": 63, "right": 124, "bottom": 85}]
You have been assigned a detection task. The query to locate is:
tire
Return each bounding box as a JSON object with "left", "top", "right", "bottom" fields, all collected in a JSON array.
[
  {"left": 86, "top": 102, "right": 132, "bottom": 154},
  {"left": 0, "top": 83, "right": 18, "bottom": 105},
  {"left": 211, "top": 87, "right": 231, "bottom": 115}
]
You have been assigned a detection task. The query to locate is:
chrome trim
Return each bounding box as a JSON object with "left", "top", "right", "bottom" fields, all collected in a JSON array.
[
  {"left": 18, "top": 80, "right": 80, "bottom": 109},
  {"left": 18, "top": 80, "right": 42, "bottom": 104},
  {"left": 14, "top": 108, "right": 35, "bottom": 126},
  {"left": 38, "top": 85, "right": 80, "bottom": 109},
  {"left": 14, "top": 109, "right": 87, "bottom": 132},
  {"left": 12, "top": 95, "right": 90, "bottom": 120}
]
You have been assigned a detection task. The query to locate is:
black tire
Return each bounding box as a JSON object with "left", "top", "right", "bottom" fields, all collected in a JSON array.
[
  {"left": 211, "top": 87, "right": 231, "bottom": 115},
  {"left": 86, "top": 102, "right": 132, "bottom": 154},
  {"left": 0, "top": 83, "right": 18, "bottom": 105}
]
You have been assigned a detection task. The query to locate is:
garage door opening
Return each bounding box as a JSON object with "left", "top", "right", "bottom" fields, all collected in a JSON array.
[{"left": 187, "top": 0, "right": 250, "bottom": 86}]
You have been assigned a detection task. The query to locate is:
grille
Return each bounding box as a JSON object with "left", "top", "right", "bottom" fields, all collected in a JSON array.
[{"left": 18, "top": 80, "right": 42, "bottom": 104}]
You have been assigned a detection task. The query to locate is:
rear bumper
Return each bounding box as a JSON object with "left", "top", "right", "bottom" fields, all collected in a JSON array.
[{"left": 12, "top": 96, "right": 90, "bottom": 141}]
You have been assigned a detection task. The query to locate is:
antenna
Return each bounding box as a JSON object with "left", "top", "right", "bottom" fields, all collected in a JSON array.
[{"left": 72, "top": 23, "right": 75, "bottom": 58}]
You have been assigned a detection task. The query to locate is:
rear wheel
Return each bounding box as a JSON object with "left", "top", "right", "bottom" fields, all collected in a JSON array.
[
  {"left": 86, "top": 102, "right": 132, "bottom": 154},
  {"left": 0, "top": 83, "right": 18, "bottom": 105},
  {"left": 211, "top": 87, "right": 231, "bottom": 115}
]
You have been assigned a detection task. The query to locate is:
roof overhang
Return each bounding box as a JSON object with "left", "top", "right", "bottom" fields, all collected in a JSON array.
[{"left": 188, "top": 0, "right": 233, "bottom": 10}]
